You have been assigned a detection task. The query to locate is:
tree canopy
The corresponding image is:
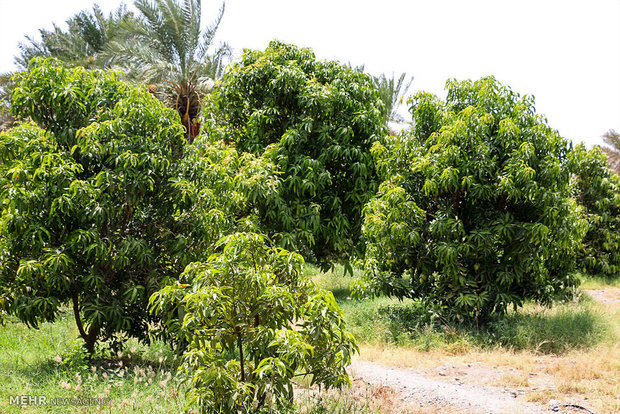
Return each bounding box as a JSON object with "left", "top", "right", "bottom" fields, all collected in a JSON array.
[
  {"left": 151, "top": 232, "right": 356, "bottom": 412},
  {"left": 203, "top": 41, "right": 387, "bottom": 264},
  {"left": 0, "top": 59, "right": 199, "bottom": 352},
  {"left": 360, "top": 77, "right": 588, "bottom": 321}
]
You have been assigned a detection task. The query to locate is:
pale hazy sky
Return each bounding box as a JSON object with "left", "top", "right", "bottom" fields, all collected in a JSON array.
[{"left": 0, "top": 0, "right": 618, "bottom": 147}]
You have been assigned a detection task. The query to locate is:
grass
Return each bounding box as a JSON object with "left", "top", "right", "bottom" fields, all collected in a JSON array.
[
  {"left": 0, "top": 309, "right": 410, "bottom": 414},
  {"left": 0, "top": 312, "right": 187, "bottom": 413},
  {"left": 1, "top": 265, "right": 618, "bottom": 413},
  {"left": 486, "top": 298, "right": 610, "bottom": 353},
  {"left": 307, "top": 264, "right": 612, "bottom": 354},
  {"left": 305, "top": 263, "right": 418, "bottom": 344},
  {"left": 578, "top": 273, "right": 620, "bottom": 289}
]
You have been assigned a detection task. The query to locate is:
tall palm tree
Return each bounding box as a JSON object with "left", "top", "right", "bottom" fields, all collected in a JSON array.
[
  {"left": 106, "top": 0, "right": 232, "bottom": 142},
  {"left": 601, "top": 129, "right": 620, "bottom": 175}
]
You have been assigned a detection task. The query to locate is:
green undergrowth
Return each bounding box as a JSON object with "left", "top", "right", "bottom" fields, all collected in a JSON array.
[
  {"left": 578, "top": 273, "right": 620, "bottom": 289},
  {"left": 1, "top": 266, "right": 614, "bottom": 413},
  {"left": 0, "top": 311, "right": 187, "bottom": 413},
  {"left": 0, "top": 309, "right": 386, "bottom": 414},
  {"left": 0, "top": 275, "right": 386, "bottom": 414},
  {"left": 307, "top": 265, "right": 614, "bottom": 355}
]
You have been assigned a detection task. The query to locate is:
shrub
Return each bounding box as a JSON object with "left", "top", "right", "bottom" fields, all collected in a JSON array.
[
  {"left": 360, "top": 77, "right": 588, "bottom": 322},
  {"left": 151, "top": 232, "right": 357, "bottom": 412},
  {"left": 203, "top": 41, "right": 386, "bottom": 264}
]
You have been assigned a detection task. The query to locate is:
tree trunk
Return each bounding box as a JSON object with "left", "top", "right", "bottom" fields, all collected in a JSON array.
[{"left": 72, "top": 294, "right": 100, "bottom": 355}]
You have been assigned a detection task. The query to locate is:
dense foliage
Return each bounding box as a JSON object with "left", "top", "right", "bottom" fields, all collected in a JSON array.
[
  {"left": 0, "top": 59, "right": 199, "bottom": 352},
  {"left": 151, "top": 232, "right": 357, "bottom": 412},
  {"left": 167, "top": 136, "right": 282, "bottom": 268},
  {"left": 0, "top": 61, "right": 360, "bottom": 411},
  {"left": 360, "top": 77, "right": 587, "bottom": 322},
  {"left": 9, "top": 58, "right": 132, "bottom": 149},
  {"left": 105, "top": 0, "right": 232, "bottom": 141},
  {"left": 4, "top": 29, "right": 616, "bottom": 411},
  {"left": 203, "top": 41, "right": 386, "bottom": 263},
  {"left": 570, "top": 144, "right": 620, "bottom": 277}
]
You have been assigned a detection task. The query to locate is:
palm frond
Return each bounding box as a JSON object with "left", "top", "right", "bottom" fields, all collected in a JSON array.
[
  {"left": 134, "top": 0, "right": 178, "bottom": 64},
  {"left": 15, "top": 4, "right": 136, "bottom": 70},
  {"left": 372, "top": 72, "right": 414, "bottom": 125},
  {"left": 197, "top": 2, "right": 225, "bottom": 62},
  {"left": 602, "top": 129, "right": 620, "bottom": 175},
  {"left": 105, "top": 38, "right": 181, "bottom": 82},
  {"left": 104, "top": 0, "right": 229, "bottom": 140},
  {"left": 0, "top": 72, "right": 17, "bottom": 131}
]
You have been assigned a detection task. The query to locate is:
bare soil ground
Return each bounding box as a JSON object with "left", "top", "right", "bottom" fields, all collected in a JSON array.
[{"left": 584, "top": 289, "right": 620, "bottom": 305}]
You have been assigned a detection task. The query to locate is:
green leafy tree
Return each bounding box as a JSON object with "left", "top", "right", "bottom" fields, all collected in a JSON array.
[
  {"left": 601, "top": 129, "right": 620, "bottom": 175},
  {"left": 3, "top": 6, "right": 135, "bottom": 131},
  {"left": 166, "top": 136, "right": 283, "bottom": 270},
  {"left": 151, "top": 232, "right": 357, "bottom": 412},
  {"left": 360, "top": 77, "right": 587, "bottom": 322},
  {"left": 0, "top": 59, "right": 204, "bottom": 353},
  {"left": 203, "top": 41, "right": 387, "bottom": 264},
  {"left": 106, "top": 0, "right": 232, "bottom": 141},
  {"left": 570, "top": 144, "right": 620, "bottom": 277},
  {"left": 343, "top": 63, "right": 413, "bottom": 130}
]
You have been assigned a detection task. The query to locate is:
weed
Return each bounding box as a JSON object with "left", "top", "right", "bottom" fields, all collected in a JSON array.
[{"left": 59, "top": 340, "right": 89, "bottom": 373}]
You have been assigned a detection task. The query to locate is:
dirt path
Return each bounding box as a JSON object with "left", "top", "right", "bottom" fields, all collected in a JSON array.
[
  {"left": 584, "top": 288, "right": 620, "bottom": 305},
  {"left": 350, "top": 360, "right": 549, "bottom": 414}
]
